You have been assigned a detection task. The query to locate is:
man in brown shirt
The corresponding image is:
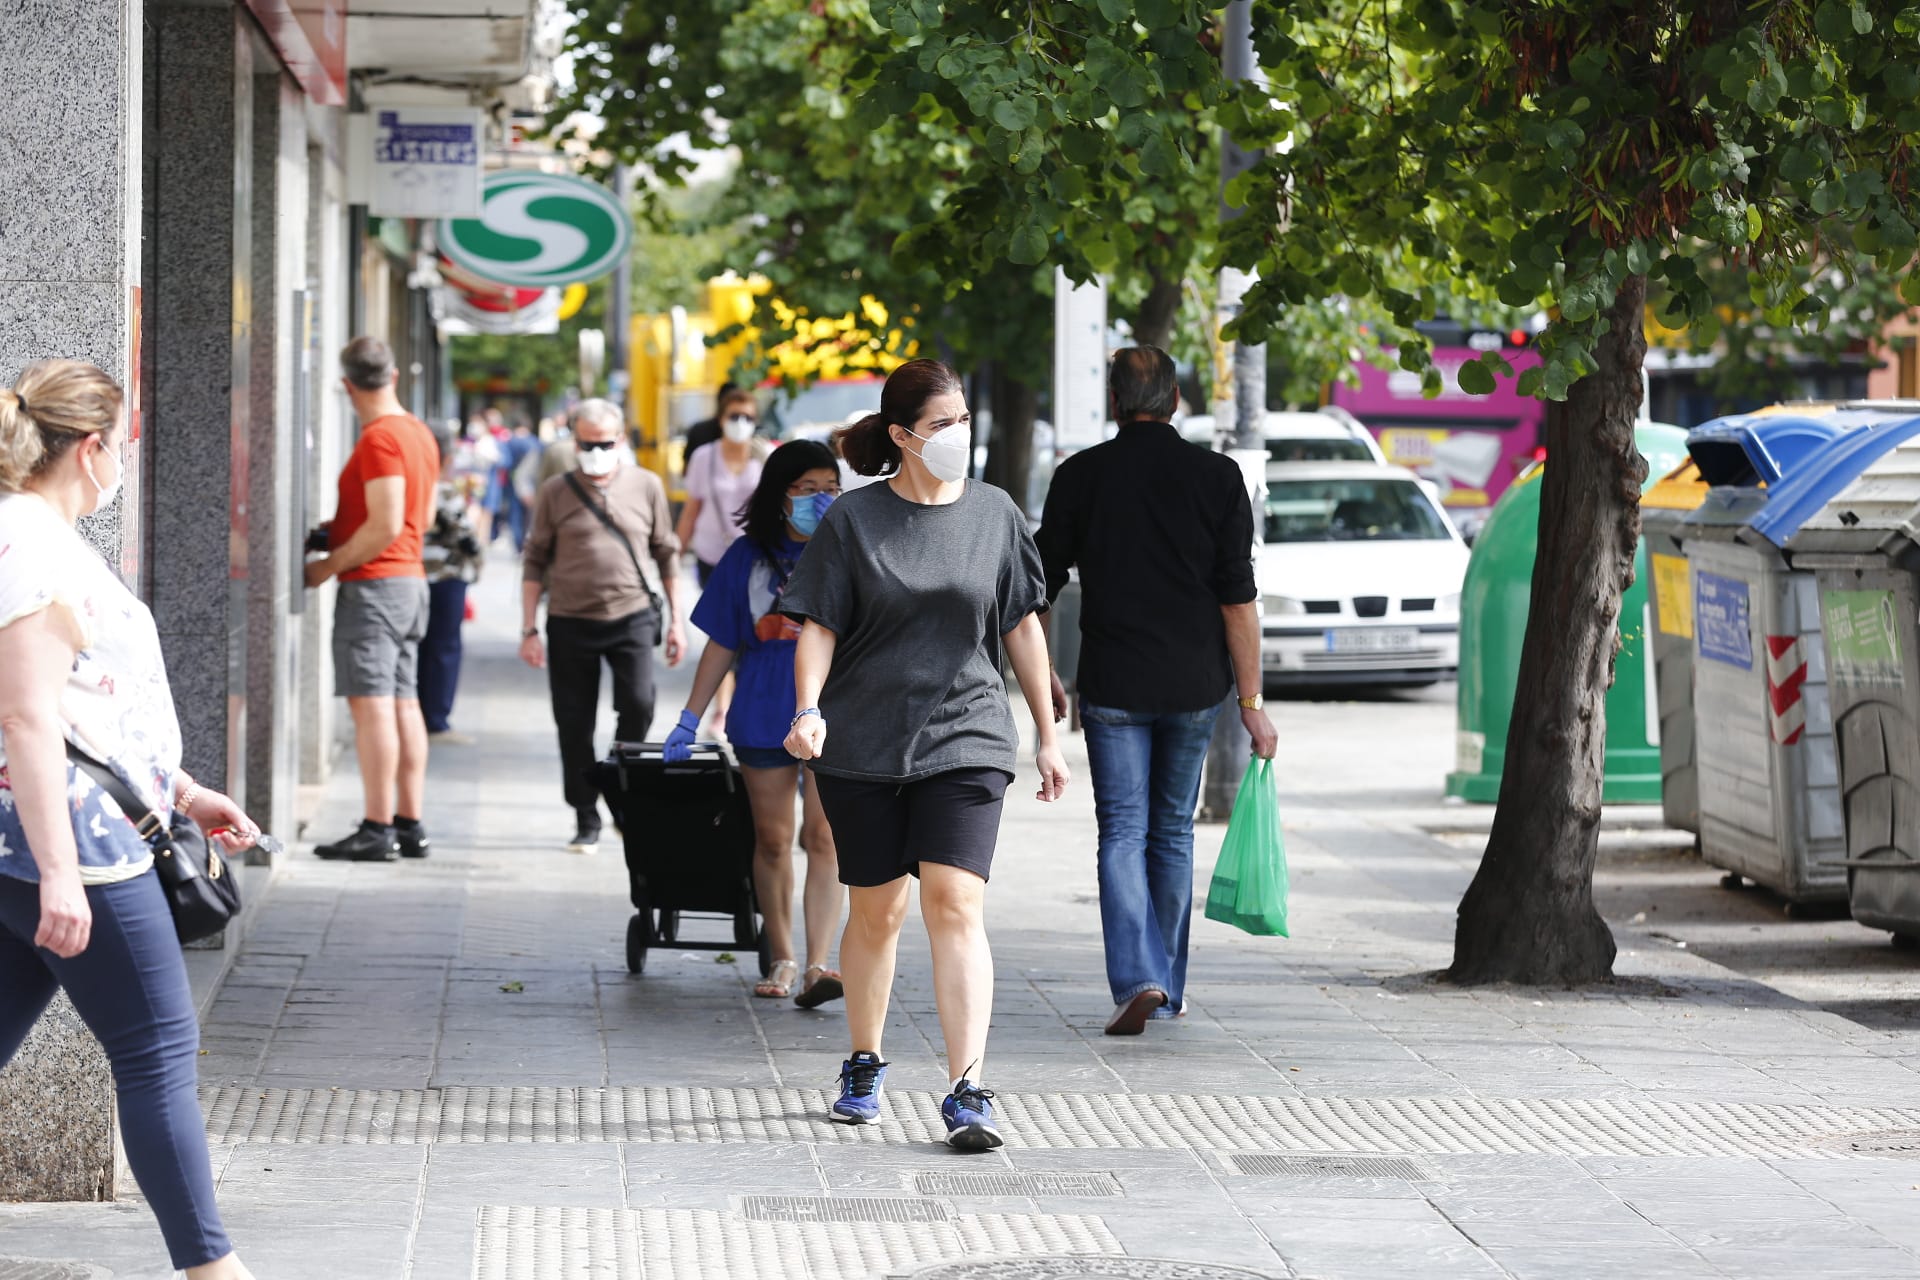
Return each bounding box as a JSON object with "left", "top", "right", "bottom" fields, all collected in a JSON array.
[{"left": 520, "top": 398, "right": 685, "bottom": 853}]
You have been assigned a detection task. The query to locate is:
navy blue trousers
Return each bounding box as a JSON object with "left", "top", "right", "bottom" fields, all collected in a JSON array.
[
  {"left": 419, "top": 578, "right": 468, "bottom": 733},
  {"left": 0, "top": 872, "right": 232, "bottom": 1269}
]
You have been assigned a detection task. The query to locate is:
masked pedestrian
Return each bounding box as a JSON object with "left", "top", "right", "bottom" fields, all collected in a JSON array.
[
  {"left": 780, "top": 358, "right": 1067, "bottom": 1151},
  {"left": 664, "top": 440, "right": 845, "bottom": 1007},
  {"left": 0, "top": 360, "right": 258, "bottom": 1280}
]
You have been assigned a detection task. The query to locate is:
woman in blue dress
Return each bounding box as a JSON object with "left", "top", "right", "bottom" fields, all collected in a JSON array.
[{"left": 664, "top": 440, "right": 845, "bottom": 1006}]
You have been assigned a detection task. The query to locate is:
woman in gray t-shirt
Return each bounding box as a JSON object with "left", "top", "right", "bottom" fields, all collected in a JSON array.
[{"left": 781, "top": 359, "right": 1068, "bottom": 1151}]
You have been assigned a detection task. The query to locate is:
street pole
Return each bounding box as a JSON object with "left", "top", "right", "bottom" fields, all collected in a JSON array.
[
  {"left": 605, "top": 163, "right": 633, "bottom": 428},
  {"left": 1200, "top": 0, "right": 1268, "bottom": 821}
]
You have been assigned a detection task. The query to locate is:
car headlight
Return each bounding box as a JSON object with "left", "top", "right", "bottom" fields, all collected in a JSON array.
[
  {"left": 1263, "top": 594, "right": 1305, "bottom": 616},
  {"left": 1438, "top": 592, "right": 1461, "bottom": 613}
]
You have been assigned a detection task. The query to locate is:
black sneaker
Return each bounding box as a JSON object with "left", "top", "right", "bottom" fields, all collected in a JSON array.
[
  {"left": 566, "top": 820, "right": 601, "bottom": 856},
  {"left": 314, "top": 820, "right": 400, "bottom": 862},
  {"left": 395, "top": 819, "right": 430, "bottom": 860}
]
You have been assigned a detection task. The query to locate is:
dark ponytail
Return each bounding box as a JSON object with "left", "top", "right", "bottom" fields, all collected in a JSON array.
[{"left": 833, "top": 358, "right": 963, "bottom": 477}]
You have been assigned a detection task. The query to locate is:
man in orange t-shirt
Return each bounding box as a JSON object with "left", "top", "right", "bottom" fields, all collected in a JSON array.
[{"left": 303, "top": 337, "right": 441, "bottom": 863}]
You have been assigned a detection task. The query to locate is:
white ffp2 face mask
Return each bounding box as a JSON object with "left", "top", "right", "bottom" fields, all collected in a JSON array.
[
  {"left": 577, "top": 445, "right": 621, "bottom": 478},
  {"left": 84, "top": 441, "right": 122, "bottom": 514},
  {"left": 723, "top": 415, "right": 757, "bottom": 443},
  {"left": 905, "top": 423, "right": 970, "bottom": 483}
]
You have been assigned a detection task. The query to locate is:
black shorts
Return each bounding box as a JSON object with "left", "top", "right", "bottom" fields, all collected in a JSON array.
[{"left": 810, "top": 767, "right": 1012, "bottom": 887}]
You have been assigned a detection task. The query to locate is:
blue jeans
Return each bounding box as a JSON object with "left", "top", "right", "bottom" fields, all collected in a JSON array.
[
  {"left": 419, "top": 578, "right": 468, "bottom": 732},
  {"left": 0, "top": 871, "right": 233, "bottom": 1269},
  {"left": 1081, "top": 699, "right": 1220, "bottom": 1012}
]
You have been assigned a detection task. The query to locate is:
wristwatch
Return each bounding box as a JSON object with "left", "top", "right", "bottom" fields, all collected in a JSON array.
[
  {"left": 522, "top": 626, "right": 539, "bottom": 639},
  {"left": 1238, "top": 693, "right": 1264, "bottom": 710}
]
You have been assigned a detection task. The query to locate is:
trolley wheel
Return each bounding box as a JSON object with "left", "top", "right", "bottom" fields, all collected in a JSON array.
[
  {"left": 1891, "top": 931, "right": 1920, "bottom": 952},
  {"left": 658, "top": 911, "right": 681, "bottom": 945},
  {"left": 1719, "top": 873, "right": 1745, "bottom": 891},
  {"left": 756, "top": 922, "right": 774, "bottom": 979},
  {"left": 734, "top": 908, "right": 758, "bottom": 948},
  {"left": 625, "top": 913, "right": 649, "bottom": 975}
]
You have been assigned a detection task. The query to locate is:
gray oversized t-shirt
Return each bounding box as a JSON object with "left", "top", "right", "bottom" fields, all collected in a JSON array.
[{"left": 779, "top": 479, "right": 1048, "bottom": 783}]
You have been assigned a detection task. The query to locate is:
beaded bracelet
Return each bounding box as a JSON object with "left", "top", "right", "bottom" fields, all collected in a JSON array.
[{"left": 790, "top": 708, "right": 823, "bottom": 728}]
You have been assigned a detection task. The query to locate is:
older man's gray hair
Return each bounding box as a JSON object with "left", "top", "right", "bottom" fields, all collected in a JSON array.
[{"left": 572, "top": 398, "right": 625, "bottom": 433}]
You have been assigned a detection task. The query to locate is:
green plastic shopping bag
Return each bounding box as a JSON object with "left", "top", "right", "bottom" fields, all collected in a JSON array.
[{"left": 1204, "top": 757, "right": 1290, "bottom": 937}]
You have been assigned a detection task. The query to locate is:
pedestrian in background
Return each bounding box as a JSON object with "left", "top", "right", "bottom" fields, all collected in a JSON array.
[
  {"left": 0, "top": 359, "right": 258, "bottom": 1280},
  {"left": 520, "top": 398, "right": 685, "bottom": 855},
  {"left": 681, "top": 381, "right": 741, "bottom": 465},
  {"left": 498, "top": 420, "right": 543, "bottom": 553},
  {"left": 677, "top": 387, "right": 766, "bottom": 587},
  {"left": 306, "top": 337, "right": 441, "bottom": 863},
  {"left": 664, "top": 440, "right": 845, "bottom": 1007},
  {"left": 1035, "top": 345, "right": 1278, "bottom": 1036},
  {"left": 781, "top": 358, "right": 1067, "bottom": 1151},
  {"left": 419, "top": 422, "right": 484, "bottom": 745}
]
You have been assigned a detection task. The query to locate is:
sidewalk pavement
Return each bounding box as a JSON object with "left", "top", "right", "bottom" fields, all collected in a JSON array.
[{"left": 4, "top": 559, "right": 1920, "bottom": 1280}]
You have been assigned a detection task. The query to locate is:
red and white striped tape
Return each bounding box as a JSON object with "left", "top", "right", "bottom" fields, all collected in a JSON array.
[{"left": 1765, "top": 634, "right": 1807, "bottom": 745}]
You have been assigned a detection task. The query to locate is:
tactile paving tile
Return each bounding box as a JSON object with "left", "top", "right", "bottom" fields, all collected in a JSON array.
[
  {"left": 0, "top": 1265, "right": 105, "bottom": 1280},
  {"left": 740, "top": 1196, "right": 953, "bottom": 1224},
  {"left": 200, "top": 1085, "right": 1920, "bottom": 1158},
  {"left": 469, "top": 1206, "right": 1122, "bottom": 1280}
]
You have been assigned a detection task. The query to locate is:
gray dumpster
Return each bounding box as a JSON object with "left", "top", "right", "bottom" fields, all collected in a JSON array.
[{"left": 1782, "top": 427, "right": 1920, "bottom": 942}]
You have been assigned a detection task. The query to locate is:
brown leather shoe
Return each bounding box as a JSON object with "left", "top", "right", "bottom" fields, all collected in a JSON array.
[{"left": 1104, "top": 989, "right": 1169, "bottom": 1036}]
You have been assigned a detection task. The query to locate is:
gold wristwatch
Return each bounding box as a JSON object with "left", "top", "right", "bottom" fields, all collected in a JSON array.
[{"left": 1238, "top": 693, "right": 1264, "bottom": 710}]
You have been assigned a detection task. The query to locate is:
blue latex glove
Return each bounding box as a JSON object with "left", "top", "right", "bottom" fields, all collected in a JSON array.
[{"left": 662, "top": 709, "right": 700, "bottom": 762}]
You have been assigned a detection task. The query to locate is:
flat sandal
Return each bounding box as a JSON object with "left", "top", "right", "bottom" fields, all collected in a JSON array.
[
  {"left": 794, "top": 964, "right": 844, "bottom": 1009},
  {"left": 755, "top": 959, "right": 800, "bottom": 998}
]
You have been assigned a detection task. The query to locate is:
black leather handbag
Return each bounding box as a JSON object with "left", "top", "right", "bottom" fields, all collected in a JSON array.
[{"left": 65, "top": 744, "right": 241, "bottom": 943}]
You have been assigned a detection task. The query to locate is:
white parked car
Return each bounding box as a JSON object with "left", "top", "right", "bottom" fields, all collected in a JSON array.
[
  {"left": 1180, "top": 407, "right": 1388, "bottom": 464},
  {"left": 1258, "top": 462, "right": 1468, "bottom": 686}
]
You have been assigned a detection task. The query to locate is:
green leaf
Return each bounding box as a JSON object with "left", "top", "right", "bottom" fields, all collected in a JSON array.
[
  {"left": 1900, "top": 275, "right": 1920, "bottom": 306},
  {"left": 1815, "top": 0, "right": 1854, "bottom": 41},
  {"left": 1060, "top": 127, "right": 1103, "bottom": 166},
  {"left": 1008, "top": 221, "right": 1049, "bottom": 265},
  {"left": 1337, "top": 261, "right": 1372, "bottom": 298},
  {"left": 1853, "top": 1, "right": 1874, "bottom": 33},
  {"left": 991, "top": 96, "right": 1036, "bottom": 132},
  {"left": 1457, "top": 358, "right": 1497, "bottom": 395},
  {"left": 1746, "top": 205, "right": 1764, "bottom": 242},
  {"left": 1886, "top": 64, "right": 1920, "bottom": 99},
  {"left": 1096, "top": 0, "right": 1131, "bottom": 21},
  {"left": 1109, "top": 66, "right": 1153, "bottom": 110},
  {"left": 1516, "top": 366, "right": 1546, "bottom": 398}
]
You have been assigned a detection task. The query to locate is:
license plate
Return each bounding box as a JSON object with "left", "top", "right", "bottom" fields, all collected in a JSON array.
[{"left": 1325, "top": 628, "right": 1420, "bottom": 653}]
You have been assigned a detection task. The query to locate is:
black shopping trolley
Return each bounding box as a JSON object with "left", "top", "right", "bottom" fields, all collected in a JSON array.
[{"left": 592, "top": 741, "right": 769, "bottom": 977}]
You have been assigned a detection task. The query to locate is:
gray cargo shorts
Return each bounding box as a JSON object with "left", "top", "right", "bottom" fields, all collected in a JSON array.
[{"left": 333, "top": 577, "right": 431, "bottom": 699}]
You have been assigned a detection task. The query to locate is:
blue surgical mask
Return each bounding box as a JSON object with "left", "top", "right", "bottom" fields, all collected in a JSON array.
[{"left": 788, "top": 491, "right": 835, "bottom": 537}]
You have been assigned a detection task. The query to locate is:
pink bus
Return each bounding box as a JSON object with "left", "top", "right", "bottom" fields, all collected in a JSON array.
[{"left": 1326, "top": 323, "right": 1544, "bottom": 539}]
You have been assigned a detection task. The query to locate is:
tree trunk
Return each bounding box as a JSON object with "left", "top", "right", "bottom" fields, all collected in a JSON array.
[
  {"left": 1131, "top": 271, "right": 1184, "bottom": 352},
  {"left": 983, "top": 361, "right": 1038, "bottom": 512},
  {"left": 1449, "top": 276, "right": 1651, "bottom": 985}
]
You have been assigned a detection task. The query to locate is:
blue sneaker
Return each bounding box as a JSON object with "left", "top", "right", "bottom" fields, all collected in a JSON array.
[
  {"left": 941, "top": 1079, "right": 1003, "bottom": 1151},
  {"left": 830, "top": 1051, "right": 888, "bottom": 1125}
]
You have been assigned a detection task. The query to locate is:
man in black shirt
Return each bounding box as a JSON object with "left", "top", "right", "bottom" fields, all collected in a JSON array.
[{"left": 1036, "top": 346, "right": 1278, "bottom": 1036}]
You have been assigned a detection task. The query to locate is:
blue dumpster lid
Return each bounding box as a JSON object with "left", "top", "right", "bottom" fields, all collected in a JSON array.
[
  {"left": 1684, "top": 410, "right": 1863, "bottom": 487},
  {"left": 1745, "top": 414, "right": 1920, "bottom": 547}
]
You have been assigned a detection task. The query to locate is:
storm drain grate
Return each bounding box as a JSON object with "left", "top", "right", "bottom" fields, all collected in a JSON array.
[
  {"left": 1808, "top": 1128, "right": 1920, "bottom": 1158},
  {"left": 914, "top": 1172, "right": 1124, "bottom": 1198},
  {"left": 469, "top": 1205, "right": 1122, "bottom": 1280},
  {"left": 741, "top": 1196, "right": 953, "bottom": 1223},
  {"left": 0, "top": 1264, "right": 105, "bottom": 1280},
  {"left": 200, "top": 1085, "right": 1920, "bottom": 1159},
  {"left": 1225, "top": 1152, "right": 1433, "bottom": 1180},
  {"left": 902, "top": 1262, "right": 1281, "bottom": 1280}
]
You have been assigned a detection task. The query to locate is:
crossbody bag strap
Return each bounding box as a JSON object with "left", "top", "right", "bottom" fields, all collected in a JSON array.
[
  {"left": 564, "top": 472, "right": 662, "bottom": 614},
  {"left": 64, "top": 741, "right": 170, "bottom": 848}
]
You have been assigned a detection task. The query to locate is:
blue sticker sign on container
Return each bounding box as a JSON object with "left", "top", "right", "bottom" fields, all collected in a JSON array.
[{"left": 1694, "top": 571, "right": 1753, "bottom": 669}]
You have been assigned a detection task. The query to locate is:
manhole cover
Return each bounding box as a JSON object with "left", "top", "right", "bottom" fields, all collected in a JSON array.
[
  {"left": 1225, "top": 1152, "right": 1432, "bottom": 1180},
  {"left": 915, "top": 1172, "right": 1122, "bottom": 1198},
  {"left": 741, "top": 1195, "right": 954, "bottom": 1223},
  {"left": 1809, "top": 1129, "right": 1920, "bottom": 1158},
  {"left": 0, "top": 1264, "right": 108, "bottom": 1280},
  {"left": 903, "top": 1260, "right": 1277, "bottom": 1280}
]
